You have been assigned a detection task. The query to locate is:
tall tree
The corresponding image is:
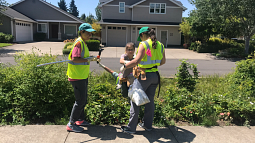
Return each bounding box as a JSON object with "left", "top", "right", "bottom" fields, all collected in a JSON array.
[
  {"left": 95, "top": 2, "right": 101, "bottom": 21},
  {"left": 69, "top": 0, "right": 79, "bottom": 17},
  {"left": 80, "top": 13, "right": 86, "bottom": 21},
  {"left": 58, "top": 0, "right": 67, "bottom": 12},
  {"left": 85, "top": 13, "right": 95, "bottom": 24},
  {"left": 189, "top": 0, "right": 255, "bottom": 54}
]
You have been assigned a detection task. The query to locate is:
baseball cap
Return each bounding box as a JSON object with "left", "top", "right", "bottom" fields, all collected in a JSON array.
[
  {"left": 137, "top": 27, "right": 150, "bottom": 41},
  {"left": 79, "top": 23, "right": 96, "bottom": 32}
]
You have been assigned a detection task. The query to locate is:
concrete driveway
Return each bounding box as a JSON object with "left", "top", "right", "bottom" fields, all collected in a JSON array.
[{"left": 0, "top": 42, "right": 214, "bottom": 60}]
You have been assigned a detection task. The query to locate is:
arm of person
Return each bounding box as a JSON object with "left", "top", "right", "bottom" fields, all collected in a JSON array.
[
  {"left": 160, "top": 50, "right": 166, "bottom": 66},
  {"left": 70, "top": 41, "right": 89, "bottom": 63},
  {"left": 125, "top": 44, "right": 145, "bottom": 69},
  {"left": 120, "top": 58, "right": 125, "bottom": 64},
  {"left": 71, "top": 57, "right": 89, "bottom": 63}
]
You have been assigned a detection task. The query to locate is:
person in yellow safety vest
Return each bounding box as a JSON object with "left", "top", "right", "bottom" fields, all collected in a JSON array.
[
  {"left": 66, "top": 23, "right": 99, "bottom": 133},
  {"left": 120, "top": 27, "right": 166, "bottom": 134}
]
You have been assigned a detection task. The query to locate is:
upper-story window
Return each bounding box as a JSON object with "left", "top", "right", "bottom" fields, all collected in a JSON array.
[
  {"left": 150, "top": 3, "right": 166, "bottom": 14},
  {"left": 119, "top": 2, "right": 125, "bottom": 13}
]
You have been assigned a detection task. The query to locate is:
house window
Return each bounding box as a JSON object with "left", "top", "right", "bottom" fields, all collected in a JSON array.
[
  {"left": 38, "top": 23, "right": 47, "bottom": 33},
  {"left": 150, "top": 3, "right": 166, "bottom": 14},
  {"left": 64, "top": 25, "right": 77, "bottom": 36},
  {"left": 119, "top": 2, "right": 125, "bottom": 13},
  {"left": 108, "top": 27, "right": 112, "bottom": 29},
  {"left": 117, "top": 27, "right": 121, "bottom": 30}
]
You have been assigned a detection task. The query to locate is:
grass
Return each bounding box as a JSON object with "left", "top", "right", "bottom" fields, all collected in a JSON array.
[{"left": 0, "top": 43, "right": 12, "bottom": 48}]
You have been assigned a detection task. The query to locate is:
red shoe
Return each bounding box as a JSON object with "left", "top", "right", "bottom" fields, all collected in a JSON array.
[{"left": 75, "top": 120, "right": 91, "bottom": 126}]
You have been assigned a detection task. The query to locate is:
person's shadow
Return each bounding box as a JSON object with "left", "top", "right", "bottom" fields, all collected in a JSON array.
[{"left": 77, "top": 125, "right": 195, "bottom": 143}]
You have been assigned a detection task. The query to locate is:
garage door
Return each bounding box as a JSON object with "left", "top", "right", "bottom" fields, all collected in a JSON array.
[
  {"left": 107, "top": 26, "right": 126, "bottom": 47},
  {"left": 15, "top": 21, "right": 33, "bottom": 42}
]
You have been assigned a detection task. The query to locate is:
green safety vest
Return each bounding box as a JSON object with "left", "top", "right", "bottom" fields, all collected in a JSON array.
[
  {"left": 137, "top": 39, "right": 164, "bottom": 72},
  {"left": 67, "top": 37, "right": 90, "bottom": 79}
]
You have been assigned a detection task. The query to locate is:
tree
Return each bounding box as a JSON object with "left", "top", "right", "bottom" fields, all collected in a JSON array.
[
  {"left": 58, "top": 0, "right": 67, "bottom": 12},
  {"left": 95, "top": 2, "right": 101, "bottom": 21},
  {"left": 91, "top": 20, "right": 101, "bottom": 36},
  {"left": 189, "top": 0, "right": 255, "bottom": 54},
  {"left": 179, "top": 20, "right": 192, "bottom": 44},
  {"left": 80, "top": 13, "right": 86, "bottom": 21},
  {"left": 69, "top": 0, "right": 79, "bottom": 17},
  {"left": 85, "top": 13, "right": 95, "bottom": 24}
]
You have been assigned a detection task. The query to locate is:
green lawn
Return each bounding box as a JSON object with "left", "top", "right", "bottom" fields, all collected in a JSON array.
[{"left": 0, "top": 43, "right": 12, "bottom": 48}]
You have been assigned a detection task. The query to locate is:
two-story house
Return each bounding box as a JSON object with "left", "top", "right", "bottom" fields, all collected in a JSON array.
[{"left": 98, "top": 0, "right": 187, "bottom": 47}]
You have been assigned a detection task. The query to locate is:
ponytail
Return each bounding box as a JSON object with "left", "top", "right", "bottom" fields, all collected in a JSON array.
[{"left": 143, "top": 28, "right": 157, "bottom": 49}]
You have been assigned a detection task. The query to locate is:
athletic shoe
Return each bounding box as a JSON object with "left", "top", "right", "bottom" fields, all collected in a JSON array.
[
  {"left": 66, "top": 122, "right": 84, "bottom": 133},
  {"left": 75, "top": 120, "right": 91, "bottom": 126},
  {"left": 121, "top": 126, "right": 136, "bottom": 134},
  {"left": 138, "top": 123, "right": 152, "bottom": 131}
]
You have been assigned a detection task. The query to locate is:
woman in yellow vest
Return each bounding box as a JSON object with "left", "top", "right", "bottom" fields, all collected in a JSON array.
[
  {"left": 120, "top": 27, "right": 166, "bottom": 134},
  {"left": 66, "top": 23, "right": 98, "bottom": 133}
]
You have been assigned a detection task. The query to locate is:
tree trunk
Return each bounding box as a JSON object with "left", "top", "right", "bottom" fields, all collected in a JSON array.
[{"left": 245, "top": 36, "right": 250, "bottom": 54}]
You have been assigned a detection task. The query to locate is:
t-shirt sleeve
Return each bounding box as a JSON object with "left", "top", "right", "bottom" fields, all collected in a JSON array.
[
  {"left": 120, "top": 54, "right": 126, "bottom": 59},
  {"left": 71, "top": 41, "right": 81, "bottom": 58}
]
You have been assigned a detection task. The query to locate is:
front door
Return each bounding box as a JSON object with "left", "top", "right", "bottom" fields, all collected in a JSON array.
[
  {"left": 51, "top": 24, "right": 58, "bottom": 39},
  {"left": 161, "top": 31, "right": 167, "bottom": 47}
]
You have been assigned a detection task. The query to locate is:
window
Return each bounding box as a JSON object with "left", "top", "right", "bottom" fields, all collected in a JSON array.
[
  {"left": 150, "top": 3, "right": 166, "bottom": 14},
  {"left": 117, "top": 27, "right": 121, "bottom": 30},
  {"left": 119, "top": 2, "right": 125, "bottom": 13},
  {"left": 170, "top": 33, "right": 173, "bottom": 36},
  {"left": 65, "top": 25, "right": 77, "bottom": 35},
  {"left": 38, "top": 23, "right": 47, "bottom": 33},
  {"left": 122, "top": 27, "right": 126, "bottom": 30},
  {"left": 108, "top": 27, "right": 112, "bottom": 29},
  {"left": 113, "top": 27, "right": 116, "bottom": 30}
]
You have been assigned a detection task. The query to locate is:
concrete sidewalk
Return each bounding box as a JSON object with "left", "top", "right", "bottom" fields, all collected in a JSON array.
[{"left": 0, "top": 125, "right": 254, "bottom": 143}]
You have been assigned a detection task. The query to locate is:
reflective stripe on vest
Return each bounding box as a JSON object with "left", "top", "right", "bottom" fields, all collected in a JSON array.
[
  {"left": 68, "top": 40, "right": 89, "bottom": 65},
  {"left": 139, "top": 41, "right": 164, "bottom": 65}
]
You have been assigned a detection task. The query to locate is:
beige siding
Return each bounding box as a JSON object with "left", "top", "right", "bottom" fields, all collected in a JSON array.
[
  {"left": 108, "top": 0, "right": 140, "bottom": 5},
  {"left": 133, "top": 7, "right": 182, "bottom": 22},
  {"left": 102, "top": 6, "right": 132, "bottom": 20},
  {"left": 140, "top": 0, "right": 179, "bottom": 6},
  {"left": 157, "top": 26, "right": 181, "bottom": 45}
]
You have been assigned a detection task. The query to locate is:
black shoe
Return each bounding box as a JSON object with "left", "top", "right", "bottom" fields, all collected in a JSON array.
[
  {"left": 138, "top": 123, "right": 152, "bottom": 131},
  {"left": 121, "top": 126, "right": 136, "bottom": 134}
]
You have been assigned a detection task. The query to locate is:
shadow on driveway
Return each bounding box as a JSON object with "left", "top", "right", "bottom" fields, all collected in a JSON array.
[{"left": 0, "top": 48, "right": 24, "bottom": 56}]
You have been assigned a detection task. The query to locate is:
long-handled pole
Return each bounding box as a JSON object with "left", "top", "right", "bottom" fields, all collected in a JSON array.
[{"left": 36, "top": 48, "right": 104, "bottom": 67}]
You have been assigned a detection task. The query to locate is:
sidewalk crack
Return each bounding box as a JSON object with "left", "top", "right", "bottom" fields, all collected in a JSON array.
[{"left": 64, "top": 132, "right": 70, "bottom": 143}]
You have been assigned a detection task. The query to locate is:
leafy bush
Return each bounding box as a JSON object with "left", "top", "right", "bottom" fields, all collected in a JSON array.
[
  {"left": 64, "top": 42, "right": 73, "bottom": 49},
  {"left": 62, "top": 49, "right": 71, "bottom": 55},
  {"left": 0, "top": 48, "right": 74, "bottom": 124},
  {"left": 0, "top": 32, "right": 14, "bottom": 43},
  {"left": 34, "top": 33, "right": 46, "bottom": 41},
  {"left": 175, "top": 60, "right": 198, "bottom": 92},
  {"left": 86, "top": 40, "right": 100, "bottom": 51}
]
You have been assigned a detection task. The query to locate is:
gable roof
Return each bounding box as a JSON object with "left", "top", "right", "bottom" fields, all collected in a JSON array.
[
  {"left": 0, "top": 7, "right": 36, "bottom": 22},
  {"left": 98, "top": 0, "right": 114, "bottom": 7},
  {"left": 130, "top": 0, "right": 187, "bottom": 10},
  {"left": 10, "top": 0, "right": 83, "bottom": 23}
]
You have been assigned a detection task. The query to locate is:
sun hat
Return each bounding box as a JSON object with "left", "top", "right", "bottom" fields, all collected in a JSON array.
[
  {"left": 79, "top": 23, "right": 96, "bottom": 32},
  {"left": 137, "top": 27, "right": 150, "bottom": 41}
]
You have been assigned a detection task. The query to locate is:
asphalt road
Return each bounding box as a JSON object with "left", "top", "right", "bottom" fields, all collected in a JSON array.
[{"left": 0, "top": 56, "right": 238, "bottom": 77}]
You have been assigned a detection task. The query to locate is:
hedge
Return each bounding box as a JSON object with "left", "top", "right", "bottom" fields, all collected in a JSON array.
[{"left": 0, "top": 32, "right": 14, "bottom": 43}]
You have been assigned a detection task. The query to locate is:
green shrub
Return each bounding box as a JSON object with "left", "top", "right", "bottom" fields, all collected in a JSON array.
[
  {"left": 175, "top": 60, "right": 198, "bottom": 92},
  {"left": 0, "top": 48, "right": 74, "bottom": 124},
  {"left": 64, "top": 42, "right": 73, "bottom": 49},
  {"left": 0, "top": 32, "right": 14, "bottom": 43},
  {"left": 62, "top": 49, "right": 71, "bottom": 55},
  {"left": 34, "top": 33, "right": 46, "bottom": 41},
  {"left": 86, "top": 40, "right": 100, "bottom": 51}
]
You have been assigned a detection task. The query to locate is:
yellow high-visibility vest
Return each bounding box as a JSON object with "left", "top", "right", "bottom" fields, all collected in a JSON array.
[{"left": 67, "top": 37, "right": 90, "bottom": 79}]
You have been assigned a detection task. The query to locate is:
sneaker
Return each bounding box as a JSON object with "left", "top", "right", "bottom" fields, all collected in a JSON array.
[
  {"left": 66, "top": 122, "right": 84, "bottom": 133},
  {"left": 121, "top": 126, "right": 136, "bottom": 134},
  {"left": 138, "top": 123, "right": 152, "bottom": 131},
  {"left": 75, "top": 120, "right": 91, "bottom": 126}
]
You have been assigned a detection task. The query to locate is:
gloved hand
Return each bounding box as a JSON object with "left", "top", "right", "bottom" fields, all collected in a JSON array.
[
  {"left": 97, "top": 58, "right": 101, "bottom": 63},
  {"left": 98, "top": 62, "right": 105, "bottom": 68},
  {"left": 124, "top": 60, "right": 130, "bottom": 64},
  {"left": 120, "top": 65, "right": 126, "bottom": 73}
]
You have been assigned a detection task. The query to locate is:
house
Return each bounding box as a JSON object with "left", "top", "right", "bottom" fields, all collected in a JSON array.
[
  {"left": 0, "top": 0, "right": 83, "bottom": 42},
  {"left": 98, "top": 0, "right": 187, "bottom": 47}
]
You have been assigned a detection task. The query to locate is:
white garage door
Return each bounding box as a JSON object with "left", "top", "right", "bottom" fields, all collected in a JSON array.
[
  {"left": 107, "top": 26, "right": 126, "bottom": 47},
  {"left": 15, "top": 21, "right": 33, "bottom": 42}
]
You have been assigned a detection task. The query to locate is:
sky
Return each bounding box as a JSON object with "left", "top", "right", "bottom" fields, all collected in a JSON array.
[{"left": 7, "top": 0, "right": 196, "bottom": 18}]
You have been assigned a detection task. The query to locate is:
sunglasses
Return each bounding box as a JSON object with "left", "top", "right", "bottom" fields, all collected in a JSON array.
[{"left": 127, "top": 49, "right": 134, "bottom": 51}]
